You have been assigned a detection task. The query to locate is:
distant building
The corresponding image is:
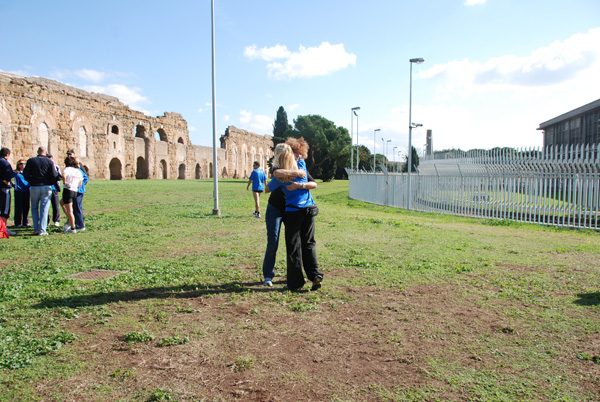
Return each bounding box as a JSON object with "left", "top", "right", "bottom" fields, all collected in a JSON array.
[{"left": 538, "top": 98, "right": 600, "bottom": 148}]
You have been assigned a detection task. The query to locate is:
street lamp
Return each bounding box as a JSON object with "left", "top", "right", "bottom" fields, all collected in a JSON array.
[
  {"left": 381, "top": 137, "right": 385, "bottom": 169},
  {"left": 386, "top": 139, "right": 391, "bottom": 171},
  {"left": 354, "top": 110, "right": 360, "bottom": 171},
  {"left": 351, "top": 106, "right": 360, "bottom": 170},
  {"left": 210, "top": 0, "right": 220, "bottom": 216},
  {"left": 393, "top": 146, "right": 398, "bottom": 173},
  {"left": 373, "top": 129, "right": 380, "bottom": 171},
  {"left": 407, "top": 57, "right": 424, "bottom": 210}
]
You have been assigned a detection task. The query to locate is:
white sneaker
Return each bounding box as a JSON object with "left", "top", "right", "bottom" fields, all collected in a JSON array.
[
  {"left": 54, "top": 221, "right": 61, "bottom": 227},
  {"left": 63, "top": 223, "right": 71, "bottom": 232},
  {"left": 263, "top": 279, "right": 273, "bottom": 287}
]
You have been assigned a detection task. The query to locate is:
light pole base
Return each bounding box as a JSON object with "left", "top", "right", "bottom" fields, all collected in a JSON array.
[{"left": 212, "top": 208, "right": 221, "bottom": 216}]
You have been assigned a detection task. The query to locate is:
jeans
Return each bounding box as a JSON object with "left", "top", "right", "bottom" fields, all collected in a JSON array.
[
  {"left": 262, "top": 203, "right": 285, "bottom": 281},
  {"left": 73, "top": 193, "right": 85, "bottom": 229},
  {"left": 30, "top": 185, "right": 52, "bottom": 234}
]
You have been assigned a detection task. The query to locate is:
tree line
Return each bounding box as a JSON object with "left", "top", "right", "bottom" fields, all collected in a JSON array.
[{"left": 268, "top": 106, "right": 417, "bottom": 181}]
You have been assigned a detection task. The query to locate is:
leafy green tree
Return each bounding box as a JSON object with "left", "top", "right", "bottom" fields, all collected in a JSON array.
[
  {"left": 401, "top": 146, "right": 420, "bottom": 173},
  {"left": 272, "top": 106, "right": 292, "bottom": 146},
  {"left": 289, "top": 115, "right": 351, "bottom": 182},
  {"left": 355, "top": 145, "right": 373, "bottom": 171}
]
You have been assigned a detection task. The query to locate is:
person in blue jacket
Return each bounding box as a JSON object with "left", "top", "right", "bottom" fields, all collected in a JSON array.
[
  {"left": 13, "top": 159, "right": 30, "bottom": 228},
  {"left": 267, "top": 140, "right": 323, "bottom": 291},
  {"left": 246, "top": 161, "right": 267, "bottom": 218}
]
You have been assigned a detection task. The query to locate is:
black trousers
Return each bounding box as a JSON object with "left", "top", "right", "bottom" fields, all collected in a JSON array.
[
  {"left": 14, "top": 191, "right": 30, "bottom": 226},
  {"left": 284, "top": 208, "right": 321, "bottom": 289},
  {"left": 49, "top": 189, "right": 60, "bottom": 223}
]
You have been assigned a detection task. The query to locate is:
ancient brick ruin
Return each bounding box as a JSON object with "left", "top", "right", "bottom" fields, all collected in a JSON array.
[{"left": 0, "top": 72, "right": 273, "bottom": 180}]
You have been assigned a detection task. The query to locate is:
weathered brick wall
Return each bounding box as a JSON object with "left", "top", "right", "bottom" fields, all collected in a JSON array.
[{"left": 0, "top": 72, "right": 273, "bottom": 180}]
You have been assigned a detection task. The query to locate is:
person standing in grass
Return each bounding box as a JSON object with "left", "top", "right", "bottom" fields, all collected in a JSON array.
[
  {"left": 13, "top": 159, "right": 30, "bottom": 228},
  {"left": 260, "top": 143, "right": 308, "bottom": 287},
  {"left": 66, "top": 149, "right": 88, "bottom": 231},
  {"left": 46, "top": 154, "right": 62, "bottom": 228},
  {"left": 60, "top": 155, "right": 83, "bottom": 234},
  {"left": 246, "top": 161, "right": 267, "bottom": 218},
  {"left": 23, "top": 146, "right": 60, "bottom": 236},
  {"left": 267, "top": 141, "right": 323, "bottom": 291},
  {"left": 0, "top": 147, "right": 16, "bottom": 236}
]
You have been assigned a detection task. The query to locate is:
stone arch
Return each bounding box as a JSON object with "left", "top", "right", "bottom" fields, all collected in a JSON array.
[
  {"left": 229, "top": 142, "right": 238, "bottom": 178},
  {"left": 195, "top": 163, "right": 202, "bottom": 179},
  {"left": 38, "top": 123, "right": 49, "bottom": 151},
  {"left": 71, "top": 114, "right": 93, "bottom": 158},
  {"left": 111, "top": 124, "right": 119, "bottom": 134},
  {"left": 177, "top": 137, "right": 184, "bottom": 144},
  {"left": 178, "top": 163, "right": 186, "bottom": 179},
  {"left": 78, "top": 127, "right": 87, "bottom": 157},
  {"left": 109, "top": 158, "right": 122, "bottom": 180},
  {"left": 241, "top": 143, "right": 248, "bottom": 178},
  {"left": 135, "top": 125, "right": 146, "bottom": 138},
  {"left": 0, "top": 101, "right": 11, "bottom": 149},
  {"left": 222, "top": 167, "right": 228, "bottom": 178},
  {"left": 209, "top": 162, "right": 213, "bottom": 178},
  {"left": 155, "top": 128, "right": 168, "bottom": 142},
  {"left": 136, "top": 156, "right": 148, "bottom": 179},
  {"left": 159, "top": 159, "right": 167, "bottom": 179},
  {"left": 30, "top": 109, "right": 57, "bottom": 154}
]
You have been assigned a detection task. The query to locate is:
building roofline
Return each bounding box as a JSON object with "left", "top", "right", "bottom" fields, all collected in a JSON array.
[{"left": 538, "top": 98, "right": 600, "bottom": 129}]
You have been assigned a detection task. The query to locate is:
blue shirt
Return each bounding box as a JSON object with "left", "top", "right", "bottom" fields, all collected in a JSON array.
[
  {"left": 249, "top": 168, "right": 266, "bottom": 191},
  {"left": 267, "top": 158, "right": 314, "bottom": 211},
  {"left": 78, "top": 168, "right": 88, "bottom": 194},
  {"left": 13, "top": 172, "right": 30, "bottom": 192}
]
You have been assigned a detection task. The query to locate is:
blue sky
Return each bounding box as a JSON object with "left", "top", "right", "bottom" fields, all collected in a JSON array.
[{"left": 2, "top": 0, "right": 599, "bottom": 160}]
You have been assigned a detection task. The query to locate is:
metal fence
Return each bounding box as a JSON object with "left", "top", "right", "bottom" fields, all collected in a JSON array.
[{"left": 348, "top": 144, "right": 600, "bottom": 230}]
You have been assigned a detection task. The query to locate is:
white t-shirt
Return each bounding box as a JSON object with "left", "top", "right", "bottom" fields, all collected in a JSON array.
[{"left": 63, "top": 167, "right": 83, "bottom": 192}]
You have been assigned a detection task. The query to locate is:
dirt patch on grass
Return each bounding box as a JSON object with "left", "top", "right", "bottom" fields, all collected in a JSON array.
[{"left": 25, "top": 267, "right": 600, "bottom": 401}]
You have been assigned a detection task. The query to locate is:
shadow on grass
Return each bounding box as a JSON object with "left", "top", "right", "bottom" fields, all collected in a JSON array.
[
  {"left": 574, "top": 292, "right": 600, "bottom": 306},
  {"left": 32, "top": 279, "right": 310, "bottom": 309}
]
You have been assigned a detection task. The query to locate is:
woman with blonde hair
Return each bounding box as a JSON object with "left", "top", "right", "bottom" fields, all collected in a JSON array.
[{"left": 267, "top": 140, "right": 323, "bottom": 291}]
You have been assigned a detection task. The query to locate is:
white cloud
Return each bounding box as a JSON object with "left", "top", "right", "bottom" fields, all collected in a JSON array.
[
  {"left": 238, "top": 110, "right": 273, "bottom": 134},
  {"left": 244, "top": 44, "right": 291, "bottom": 61},
  {"left": 244, "top": 42, "right": 357, "bottom": 80},
  {"left": 51, "top": 68, "right": 108, "bottom": 83},
  {"left": 420, "top": 27, "right": 600, "bottom": 100},
  {"left": 74, "top": 69, "right": 106, "bottom": 83},
  {"left": 288, "top": 104, "right": 300, "bottom": 112},
  {"left": 83, "top": 84, "right": 150, "bottom": 114},
  {"left": 465, "top": 0, "right": 487, "bottom": 5}
]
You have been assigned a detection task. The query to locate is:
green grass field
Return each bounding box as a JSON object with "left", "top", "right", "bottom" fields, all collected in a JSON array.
[{"left": 1, "top": 179, "right": 599, "bottom": 401}]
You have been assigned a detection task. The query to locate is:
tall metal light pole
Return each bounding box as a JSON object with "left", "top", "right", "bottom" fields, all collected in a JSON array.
[
  {"left": 354, "top": 110, "right": 360, "bottom": 171},
  {"left": 211, "top": 0, "right": 220, "bottom": 215},
  {"left": 373, "top": 128, "right": 380, "bottom": 171},
  {"left": 386, "top": 139, "right": 391, "bottom": 171},
  {"left": 398, "top": 150, "right": 402, "bottom": 173},
  {"left": 381, "top": 137, "right": 385, "bottom": 169},
  {"left": 350, "top": 106, "right": 360, "bottom": 170},
  {"left": 393, "top": 146, "right": 398, "bottom": 173},
  {"left": 407, "top": 57, "right": 424, "bottom": 210}
]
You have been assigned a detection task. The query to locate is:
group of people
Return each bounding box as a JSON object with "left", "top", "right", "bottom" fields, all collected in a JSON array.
[
  {"left": 0, "top": 146, "right": 88, "bottom": 237},
  {"left": 247, "top": 138, "right": 324, "bottom": 291}
]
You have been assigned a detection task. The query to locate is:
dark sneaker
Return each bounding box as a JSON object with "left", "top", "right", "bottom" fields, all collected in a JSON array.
[{"left": 311, "top": 275, "right": 323, "bottom": 291}]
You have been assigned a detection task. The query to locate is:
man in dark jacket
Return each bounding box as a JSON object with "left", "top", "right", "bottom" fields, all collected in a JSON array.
[
  {"left": 0, "top": 147, "right": 16, "bottom": 236},
  {"left": 23, "top": 146, "right": 60, "bottom": 235}
]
